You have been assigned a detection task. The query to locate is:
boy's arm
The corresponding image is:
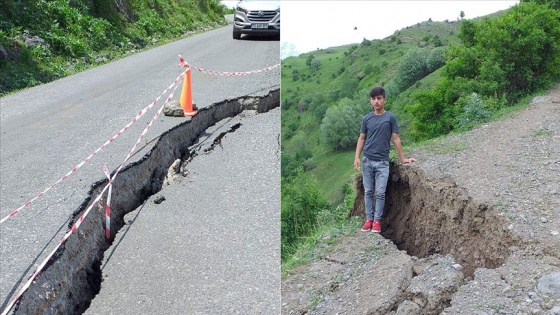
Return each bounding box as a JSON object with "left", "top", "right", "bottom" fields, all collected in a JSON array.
[
  {"left": 354, "top": 133, "right": 366, "bottom": 170},
  {"left": 392, "top": 133, "right": 416, "bottom": 164}
]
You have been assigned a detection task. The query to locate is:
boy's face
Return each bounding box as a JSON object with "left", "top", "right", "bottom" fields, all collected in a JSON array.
[{"left": 370, "top": 95, "right": 386, "bottom": 111}]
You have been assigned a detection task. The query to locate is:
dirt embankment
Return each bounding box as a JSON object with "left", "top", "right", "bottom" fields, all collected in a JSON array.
[{"left": 282, "top": 85, "right": 560, "bottom": 315}]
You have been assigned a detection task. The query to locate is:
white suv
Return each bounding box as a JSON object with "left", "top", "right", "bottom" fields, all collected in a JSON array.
[{"left": 232, "top": 0, "right": 280, "bottom": 39}]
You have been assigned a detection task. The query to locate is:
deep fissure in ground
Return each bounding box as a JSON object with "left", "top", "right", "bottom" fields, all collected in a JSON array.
[
  {"left": 11, "top": 90, "right": 279, "bottom": 315},
  {"left": 350, "top": 163, "right": 523, "bottom": 278}
]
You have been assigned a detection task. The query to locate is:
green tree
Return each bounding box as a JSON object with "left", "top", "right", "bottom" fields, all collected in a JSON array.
[
  {"left": 394, "top": 48, "right": 429, "bottom": 93},
  {"left": 306, "top": 53, "right": 315, "bottom": 67},
  {"left": 451, "top": 2, "right": 560, "bottom": 102},
  {"left": 310, "top": 57, "right": 321, "bottom": 72},
  {"left": 520, "top": 0, "right": 560, "bottom": 9},
  {"left": 458, "top": 19, "right": 477, "bottom": 47},
  {"left": 290, "top": 131, "right": 313, "bottom": 160},
  {"left": 426, "top": 47, "right": 447, "bottom": 72},
  {"left": 407, "top": 2, "right": 560, "bottom": 140},
  {"left": 320, "top": 98, "right": 369, "bottom": 151}
]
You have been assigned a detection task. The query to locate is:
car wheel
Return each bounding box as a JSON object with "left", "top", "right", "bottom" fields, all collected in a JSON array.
[{"left": 233, "top": 31, "right": 241, "bottom": 40}]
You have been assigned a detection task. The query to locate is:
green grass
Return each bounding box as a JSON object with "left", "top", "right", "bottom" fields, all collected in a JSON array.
[
  {"left": 281, "top": 216, "right": 362, "bottom": 275},
  {"left": 311, "top": 151, "right": 356, "bottom": 205},
  {"left": 281, "top": 20, "right": 461, "bottom": 203},
  {"left": 282, "top": 186, "right": 360, "bottom": 275},
  {"left": 281, "top": 7, "right": 560, "bottom": 269},
  {"left": 0, "top": 0, "right": 229, "bottom": 95},
  {"left": 532, "top": 129, "right": 554, "bottom": 137}
]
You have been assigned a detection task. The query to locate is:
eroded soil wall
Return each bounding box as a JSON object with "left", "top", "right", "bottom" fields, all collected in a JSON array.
[
  {"left": 350, "top": 164, "right": 522, "bottom": 277},
  {"left": 13, "top": 90, "right": 279, "bottom": 314}
]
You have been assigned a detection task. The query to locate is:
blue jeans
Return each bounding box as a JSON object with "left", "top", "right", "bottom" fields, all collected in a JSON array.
[{"left": 362, "top": 158, "right": 390, "bottom": 221}]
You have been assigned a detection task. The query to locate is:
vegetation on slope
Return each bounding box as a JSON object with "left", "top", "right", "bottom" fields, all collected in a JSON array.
[
  {"left": 0, "top": 0, "right": 228, "bottom": 95},
  {"left": 281, "top": 1, "right": 560, "bottom": 263}
]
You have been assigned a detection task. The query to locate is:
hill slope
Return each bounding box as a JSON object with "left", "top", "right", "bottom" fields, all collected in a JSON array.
[
  {"left": 0, "top": 0, "right": 228, "bottom": 95},
  {"left": 281, "top": 84, "right": 560, "bottom": 314},
  {"left": 281, "top": 19, "right": 461, "bottom": 205}
]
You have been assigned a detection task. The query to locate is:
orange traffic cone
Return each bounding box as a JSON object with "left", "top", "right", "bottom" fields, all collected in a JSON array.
[{"left": 180, "top": 68, "right": 198, "bottom": 117}]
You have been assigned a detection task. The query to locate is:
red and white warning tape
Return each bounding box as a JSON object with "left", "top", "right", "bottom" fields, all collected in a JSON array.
[
  {"left": 0, "top": 178, "right": 111, "bottom": 315},
  {"left": 102, "top": 165, "right": 112, "bottom": 239},
  {"left": 1, "top": 55, "right": 278, "bottom": 314},
  {"left": 0, "top": 72, "right": 184, "bottom": 224},
  {"left": 179, "top": 54, "right": 279, "bottom": 76},
  {"left": 0, "top": 73, "right": 182, "bottom": 315},
  {"left": 2, "top": 57, "right": 276, "bottom": 225}
]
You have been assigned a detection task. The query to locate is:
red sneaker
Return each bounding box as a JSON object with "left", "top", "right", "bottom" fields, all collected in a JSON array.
[
  {"left": 361, "top": 219, "right": 373, "bottom": 232},
  {"left": 372, "top": 220, "right": 381, "bottom": 233}
]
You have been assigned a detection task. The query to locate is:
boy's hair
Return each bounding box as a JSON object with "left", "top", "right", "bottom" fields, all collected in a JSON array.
[{"left": 369, "top": 87, "right": 386, "bottom": 99}]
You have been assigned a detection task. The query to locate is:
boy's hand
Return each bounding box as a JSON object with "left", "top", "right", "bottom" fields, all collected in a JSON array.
[
  {"left": 400, "top": 157, "right": 416, "bottom": 164},
  {"left": 354, "top": 158, "right": 361, "bottom": 170}
]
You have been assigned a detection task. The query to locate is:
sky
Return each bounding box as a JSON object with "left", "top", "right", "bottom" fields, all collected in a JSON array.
[
  {"left": 221, "top": 1, "right": 519, "bottom": 58},
  {"left": 281, "top": 1, "right": 519, "bottom": 57}
]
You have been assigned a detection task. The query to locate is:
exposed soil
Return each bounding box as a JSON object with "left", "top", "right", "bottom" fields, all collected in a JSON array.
[{"left": 282, "top": 85, "right": 560, "bottom": 315}]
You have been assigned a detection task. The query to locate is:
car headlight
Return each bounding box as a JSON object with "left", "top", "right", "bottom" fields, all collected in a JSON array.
[{"left": 236, "top": 6, "right": 248, "bottom": 14}]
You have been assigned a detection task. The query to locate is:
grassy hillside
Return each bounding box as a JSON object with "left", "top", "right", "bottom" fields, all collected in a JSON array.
[
  {"left": 281, "top": 19, "right": 461, "bottom": 205},
  {"left": 280, "top": 2, "right": 560, "bottom": 262},
  {"left": 0, "top": 0, "right": 229, "bottom": 95}
]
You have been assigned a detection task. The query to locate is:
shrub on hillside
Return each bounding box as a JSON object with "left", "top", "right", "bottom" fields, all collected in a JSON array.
[
  {"left": 448, "top": 2, "right": 560, "bottom": 102},
  {"left": 456, "top": 93, "right": 491, "bottom": 130},
  {"left": 426, "top": 47, "right": 447, "bottom": 72},
  {"left": 406, "top": 2, "right": 560, "bottom": 140},
  {"left": 321, "top": 97, "right": 369, "bottom": 151},
  {"left": 394, "top": 48, "right": 429, "bottom": 92},
  {"left": 290, "top": 131, "right": 313, "bottom": 160},
  {"left": 281, "top": 172, "right": 330, "bottom": 259},
  {"left": 310, "top": 57, "right": 321, "bottom": 72}
]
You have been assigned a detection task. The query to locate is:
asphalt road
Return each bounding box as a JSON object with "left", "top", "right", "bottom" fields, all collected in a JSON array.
[
  {"left": 0, "top": 20, "right": 280, "bottom": 313},
  {"left": 85, "top": 107, "right": 280, "bottom": 314}
]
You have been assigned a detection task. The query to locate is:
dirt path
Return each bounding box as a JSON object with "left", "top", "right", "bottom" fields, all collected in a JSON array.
[{"left": 282, "top": 85, "right": 560, "bottom": 315}]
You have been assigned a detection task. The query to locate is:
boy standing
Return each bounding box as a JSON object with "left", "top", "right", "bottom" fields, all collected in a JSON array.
[{"left": 353, "top": 87, "right": 416, "bottom": 233}]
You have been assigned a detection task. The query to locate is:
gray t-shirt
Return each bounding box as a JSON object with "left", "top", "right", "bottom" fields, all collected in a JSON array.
[{"left": 360, "top": 111, "right": 399, "bottom": 161}]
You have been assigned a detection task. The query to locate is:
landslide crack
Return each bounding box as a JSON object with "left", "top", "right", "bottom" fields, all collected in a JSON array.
[
  {"left": 350, "top": 163, "right": 523, "bottom": 278},
  {"left": 11, "top": 90, "right": 279, "bottom": 315},
  {"left": 203, "top": 122, "right": 241, "bottom": 153}
]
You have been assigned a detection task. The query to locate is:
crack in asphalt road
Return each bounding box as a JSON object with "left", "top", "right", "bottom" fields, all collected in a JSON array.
[{"left": 8, "top": 89, "right": 279, "bottom": 315}]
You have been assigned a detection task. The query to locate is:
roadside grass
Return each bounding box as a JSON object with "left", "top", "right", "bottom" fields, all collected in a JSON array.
[
  {"left": 0, "top": 2, "right": 229, "bottom": 96},
  {"left": 532, "top": 129, "right": 554, "bottom": 137},
  {"left": 407, "top": 84, "right": 557, "bottom": 155}
]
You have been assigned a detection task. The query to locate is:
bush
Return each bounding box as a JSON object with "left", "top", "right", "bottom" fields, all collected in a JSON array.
[
  {"left": 303, "top": 158, "right": 316, "bottom": 171},
  {"left": 306, "top": 92, "right": 328, "bottom": 119},
  {"left": 456, "top": 93, "right": 491, "bottom": 130},
  {"left": 426, "top": 47, "right": 447, "bottom": 72},
  {"left": 290, "top": 131, "right": 313, "bottom": 160},
  {"left": 281, "top": 172, "right": 330, "bottom": 259},
  {"left": 394, "top": 48, "right": 429, "bottom": 92},
  {"left": 450, "top": 2, "right": 560, "bottom": 103},
  {"left": 320, "top": 97, "right": 369, "bottom": 151},
  {"left": 310, "top": 57, "right": 321, "bottom": 71},
  {"left": 363, "top": 63, "right": 375, "bottom": 75}
]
